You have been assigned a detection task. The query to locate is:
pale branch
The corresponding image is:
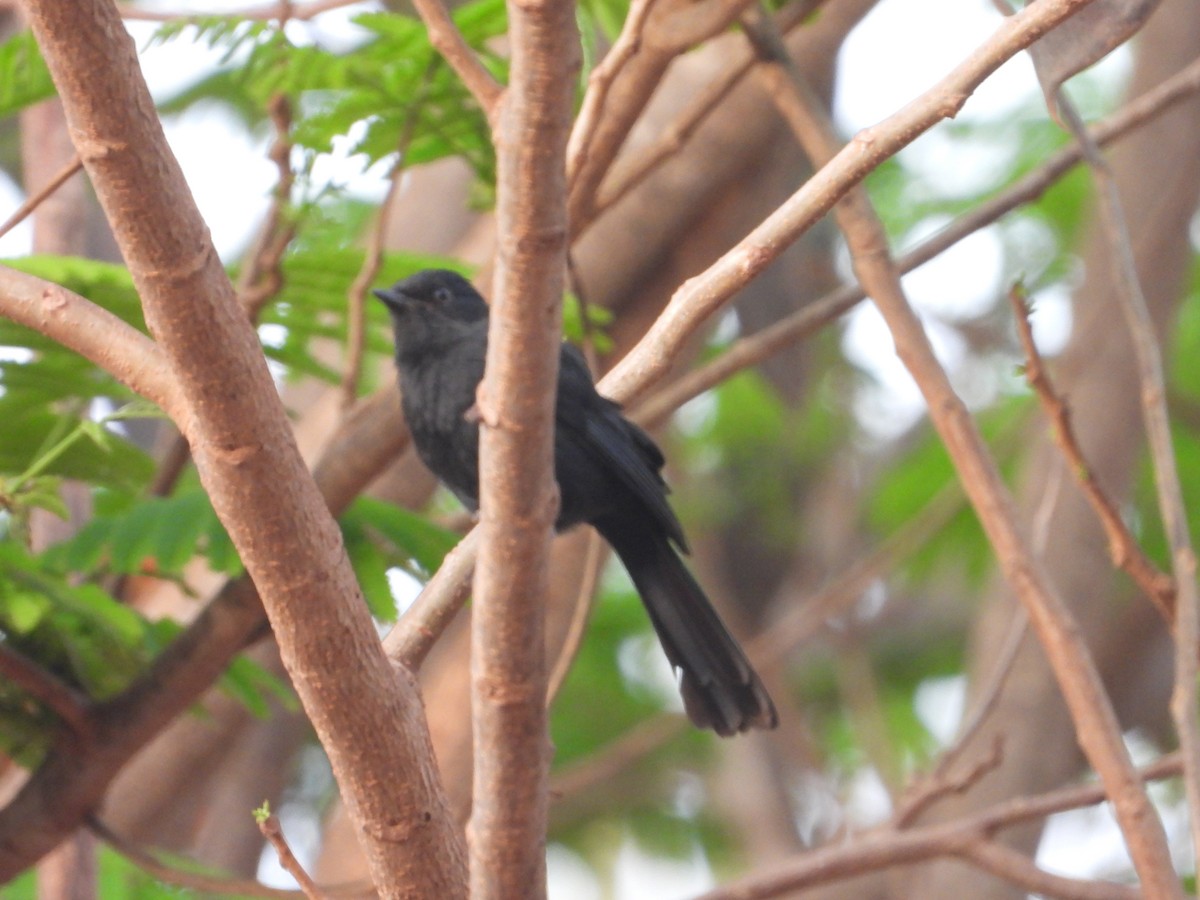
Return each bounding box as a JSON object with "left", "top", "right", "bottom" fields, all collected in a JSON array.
[
  {"left": 1054, "top": 81, "right": 1200, "bottom": 882},
  {"left": 0, "top": 152, "right": 81, "bottom": 243},
  {"left": 0, "top": 266, "right": 185, "bottom": 421},
  {"left": 566, "top": 0, "right": 760, "bottom": 230},
  {"left": 89, "top": 817, "right": 372, "bottom": 899},
  {"left": 1008, "top": 285, "right": 1175, "bottom": 618},
  {"left": 631, "top": 48, "right": 1200, "bottom": 427},
  {"left": 739, "top": 6, "right": 1178, "bottom": 891},
  {"left": 18, "top": 1, "right": 467, "bottom": 893},
  {"left": 258, "top": 814, "right": 326, "bottom": 900},
  {"left": 238, "top": 94, "right": 297, "bottom": 323},
  {"left": 410, "top": 0, "right": 502, "bottom": 120},
  {"left": 545, "top": 529, "right": 606, "bottom": 705},
  {"left": 588, "top": 0, "right": 824, "bottom": 224},
  {"left": 467, "top": 0, "right": 578, "bottom": 891},
  {"left": 700, "top": 753, "right": 1183, "bottom": 900},
  {"left": 115, "top": 0, "right": 354, "bottom": 22},
  {"left": 957, "top": 839, "right": 1141, "bottom": 900},
  {"left": 598, "top": 0, "right": 1119, "bottom": 410},
  {"left": 383, "top": 526, "right": 478, "bottom": 671}
]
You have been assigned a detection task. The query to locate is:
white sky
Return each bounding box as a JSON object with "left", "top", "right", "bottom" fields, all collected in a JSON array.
[{"left": 0, "top": 0, "right": 1165, "bottom": 895}]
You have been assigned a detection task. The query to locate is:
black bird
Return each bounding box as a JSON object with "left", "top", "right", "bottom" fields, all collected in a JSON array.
[{"left": 375, "top": 269, "right": 777, "bottom": 736}]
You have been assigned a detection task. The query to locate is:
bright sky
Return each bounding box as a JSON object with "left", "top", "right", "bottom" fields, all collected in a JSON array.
[{"left": 0, "top": 0, "right": 1169, "bottom": 894}]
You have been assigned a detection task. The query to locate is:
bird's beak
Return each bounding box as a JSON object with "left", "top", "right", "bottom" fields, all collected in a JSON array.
[{"left": 373, "top": 288, "right": 404, "bottom": 311}]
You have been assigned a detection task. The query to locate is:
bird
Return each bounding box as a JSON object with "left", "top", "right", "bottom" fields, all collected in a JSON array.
[{"left": 375, "top": 269, "right": 777, "bottom": 736}]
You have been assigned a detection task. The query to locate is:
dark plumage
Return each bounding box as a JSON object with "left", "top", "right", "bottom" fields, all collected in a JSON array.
[{"left": 375, "top": 269, "right": 777, "bottom": 736}]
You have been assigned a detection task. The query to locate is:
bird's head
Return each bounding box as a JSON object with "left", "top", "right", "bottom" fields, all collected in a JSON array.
[{"left": 373, "top": 269, "right": 489, "bottom": 324}]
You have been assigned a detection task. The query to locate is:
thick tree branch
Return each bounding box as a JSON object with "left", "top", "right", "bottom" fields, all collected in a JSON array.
[
  {"left": 467, "top": 0, "right": 578, "bottom": 892},
  {"left": 0, "top": 266, "right": 185, "bottom": 421},
  {"left": 15, "top": 1, "right": 465, "bottom": 894}
]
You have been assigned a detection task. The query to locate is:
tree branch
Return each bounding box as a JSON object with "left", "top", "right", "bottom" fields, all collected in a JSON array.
[
  {"left": 737, "top": 5, "right": 1179, "bottom": 892},
  {"left": 598, "top": 0, "right": 1109, "bottom": 409},
  {"left": 0, "top": 265, "right": 185, "bottom": 421},
  {"left": 410, "top": 0, "right": 503, "bottom": 121},
  {"left": 16, "top": 1, "right": 466, "bottom": 894},
  {"left": 467, "top": 0, "right": 578, "bottom": 891}
]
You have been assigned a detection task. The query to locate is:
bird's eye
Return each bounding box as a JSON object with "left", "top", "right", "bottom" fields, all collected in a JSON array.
[{"left": 433, "top": 287, "right": 452, "bottom": 304}]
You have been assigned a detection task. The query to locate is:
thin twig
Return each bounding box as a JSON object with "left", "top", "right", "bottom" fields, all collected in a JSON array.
[
  {"left": 958, "top": 838, "right": 1141, "bottom": 900},
  {"left": 238, "top": 94, "right": 297, "bottom": 322},
  {"left": 894, "top": 737, "right": 1005, "bottom": 828},
  {"left": 258, "top": 813, "right": 326, "bottom": 900},
  {"left": 738, "top": 5, "right": 1179, "bottom": 891},
  {"left": 0, "top": 154, "right": 82, "bottom": 244},
  {"left": 1009, "top": 284, "right": 1175, "bottom": 619},
  {"left": 115, "top": 0, "right": 355, "bottom": 22},
  {"left": 90, "top": 817, "right": 372, "bottom": 899},
  {"left": 628, "top": 51, "right": 1200, "bottom": 426},
  {"left": 1054, "top": 86, "right": 1200, "bottom": 885},
  {"left": 0, "top": 642, "right": 93, "bottom": 738},
  {"left": 699, "top": 753, "right": 1183, "bottom": 900},
  {"left": 589, "top": 0, "right": 824, "bottom": 224},
  {"left": 545, "top": 530, "right": 607, "bottom": 706},
  {"left": 409, "top": 0, "right": 502, "bottom": 121},
  {"left": 341, "top": 66, "right": 434, "bottom": 409}
]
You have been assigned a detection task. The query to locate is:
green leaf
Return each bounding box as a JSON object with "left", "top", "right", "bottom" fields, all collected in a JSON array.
[
  {"left": 344, "top": 521, "right": 399, "bottom": 621},
  {"left": 0, "top": 31, "right": 56, "bottom": 118},
  {"left": 341, "top": 497, "right": 460, "bottom": 578}
]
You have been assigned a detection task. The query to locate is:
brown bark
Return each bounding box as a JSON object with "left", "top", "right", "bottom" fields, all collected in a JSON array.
[
  {"left": 15, "top": 1, "right": 466, "bottom": 894},
  {"left": 468, "top": 0, "right": 578, "bottom": 892}
]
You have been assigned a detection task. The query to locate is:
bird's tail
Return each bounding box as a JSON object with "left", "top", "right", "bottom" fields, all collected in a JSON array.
[{"left": 595, "top": 516, "right": 778, "bottom": 736}]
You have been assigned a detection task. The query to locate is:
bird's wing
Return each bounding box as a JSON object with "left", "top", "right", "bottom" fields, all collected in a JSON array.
[{"left": 557, "top": 345, "right": 689, "bottom": 552}]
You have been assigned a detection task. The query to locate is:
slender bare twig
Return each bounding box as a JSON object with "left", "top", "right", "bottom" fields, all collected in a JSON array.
[
  {"left": 598, "top": 0, "right": 1182, "bottom": 410},
  {"left": 566, "top": 0, "right": 762, "bottom": 230},
  {"left": 589, "top": 0, "right": 824, "bottom": 223},
  {"left": 341, "top": 66, "right": 434, "bottom": 409},
  {"left": 633, "top": 52, "right": 1200, "bottom": 427},
  {"left": 0, "top": 642, "right": 93, "bottom": 738},
  {"left": 1009, "top": 285, "right": 1175, "bottom": 618},
  {"left": 958, "top": 839, "right": 1141, "bottom": 900},
  {"left": 0, "top": 154, "right": 83, "bottom": 244},
  {"left": 89, "top": 816, "right": 372, "bottom": 899},
  {"left": 1053, "top": 86, "right": 1200, "bottom": 883},
  {"left": 894, "top": 737, "right": 1005, "bottom": 828},
  {"left": 238, "top": 94, "right": 297, "bottom": 322},
  {"left": 115, "top": 0, "right": 355, "bottom": 22},
  {"left": 258, "top": 813, "right": 326, "bottom": 900},
  {"left": 700, "top": 753, "right": 1183, "bottom": 900},
  {"left": 549, "top": 712, "right": 687, "bottom": 798},
  {"left": 738, "top": 6, "right": 1178, "bottom": 891},
  {"left": 410, "top": 0, "right": 502, "bottom": 121},
  {"left": 545, "top": 530, "right": 607, "bottom": 705}
]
